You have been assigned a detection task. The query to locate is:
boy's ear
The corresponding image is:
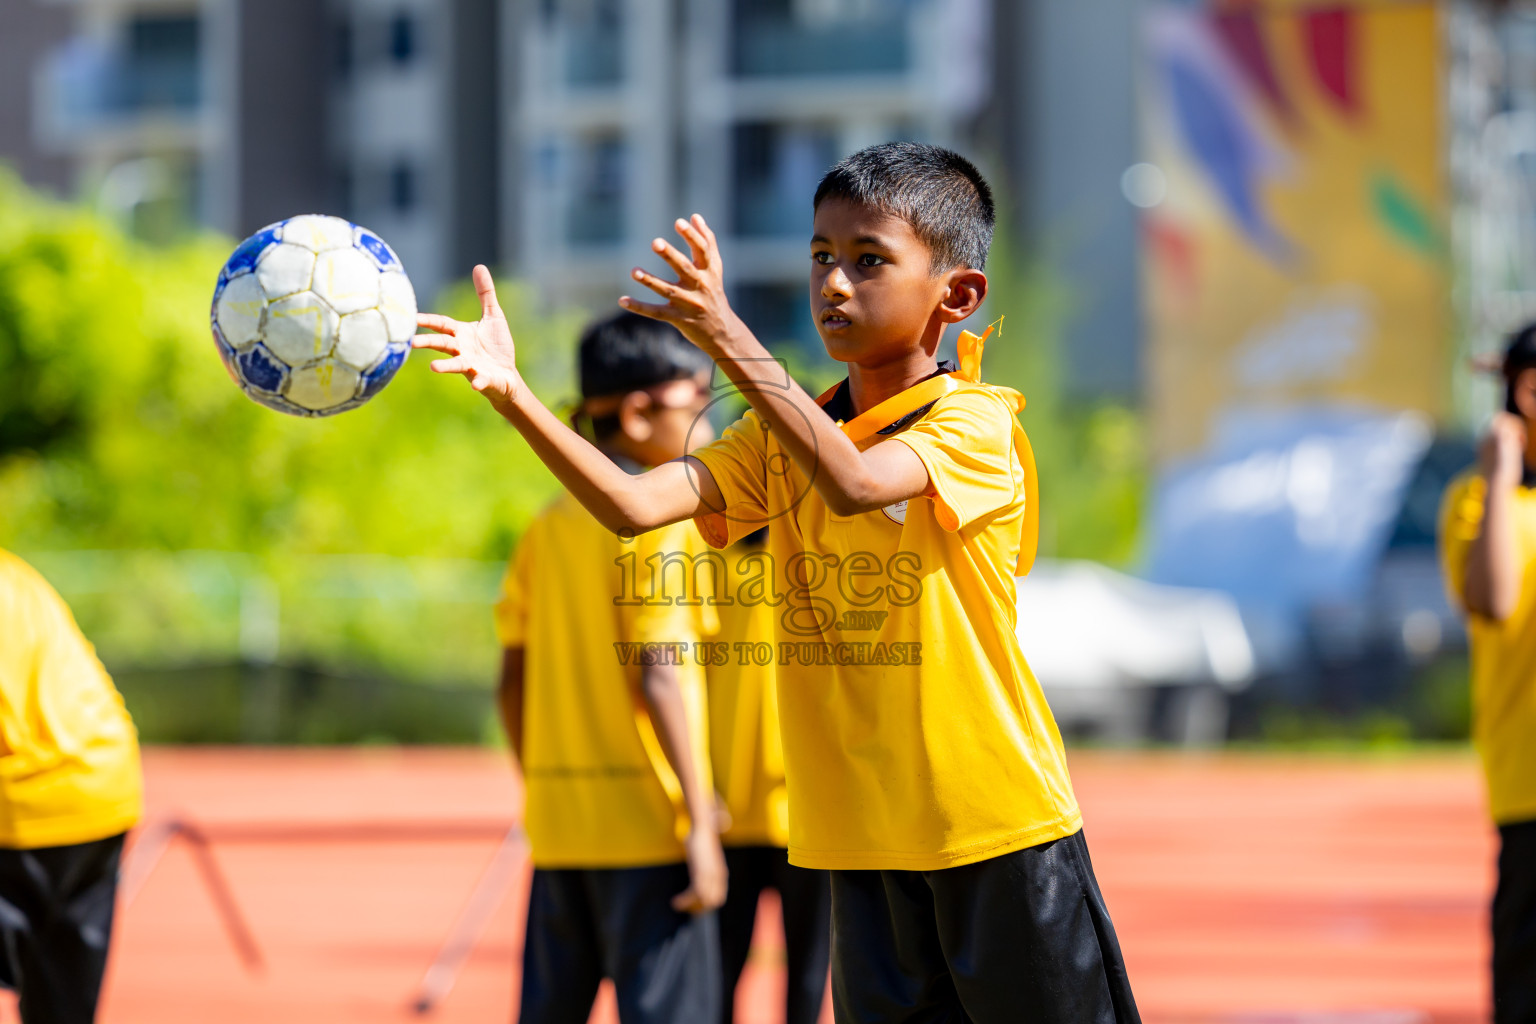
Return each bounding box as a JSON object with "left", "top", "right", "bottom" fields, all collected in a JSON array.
[
  {"left": 937, "top": 269, "right": 988, "bottom": 324},
  {"left": 617, "top": 391, "right": 655, "bottom": 443}
]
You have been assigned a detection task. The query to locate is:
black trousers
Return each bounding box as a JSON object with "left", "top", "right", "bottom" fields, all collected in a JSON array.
[
  {"left": 829, "top": 830, "right": 1139, "bottom": 1024},
  {"left": 718, "top": 845, "right": 830, "bottom": 1024},
  {"left": 0, "top": 832, "right": 126, "bottom": 1024},
  {"left": 519, "top": 863, "right": 720, "bottom": 1024},
  {"left": 1496, "top": 819, "right": 1536, "bottom": 1024}
]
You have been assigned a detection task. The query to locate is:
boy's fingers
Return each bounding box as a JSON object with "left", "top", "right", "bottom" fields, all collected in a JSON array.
[
  {"left": 674, "top": 218, "right": 710, "bottom": 271},
  {"left": 473, "top": 265, "right": 502, "bottom": 319},
  {"left": 693, "top": 214, "right": 720, "bottom": 257},
  {"left": 651, "top": 239, "right": 702, "bottom": 285},
  {"left": 670, "top": 887, "right": 702, "bottom": 914},
  {"left": 416, "top": 313, "right": 459, "bottom": 335},
  {"left": 618, "top": 295, "right": 676, "bottom": 321},
  {"left": 430, "top": 355, "right": 471, "bottom": 375},
  {"left": 629, "top": 267, "right": 691, "bottom": 304},
  {"left": 412, "top": 334, "right": 460, "bottom": 355}
]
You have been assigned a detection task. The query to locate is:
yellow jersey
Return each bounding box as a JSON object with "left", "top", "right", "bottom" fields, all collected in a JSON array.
[
  {"left": 689, "top": 381, "right": 1082, "bottom": 870},
  {"left": 0, "top": 550, "right": 142, "bottom": 849},
  {"left": 495, "top": 493, "right": 718, "bottom": 868},
  {"left": 706, "top": 546, "right": 789, "bottom": 848},
  {"left": 1439, "top": 472, "right": 1536, "bottom": 825}
]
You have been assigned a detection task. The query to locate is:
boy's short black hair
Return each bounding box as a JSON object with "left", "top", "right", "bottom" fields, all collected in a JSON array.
[
  {"left": 1503, "top": 322, "right": 1536, "bottom": 415},
  {"left": 812, "top": 141, "right": 996, "bottom": 273},
  {"left": 577, "top": 312, "right": 711, "bottom": 437}
]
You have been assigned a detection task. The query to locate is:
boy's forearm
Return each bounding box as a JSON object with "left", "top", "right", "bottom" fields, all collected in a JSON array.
[
  {"left": 709, "top": 323, "right": 912, "bottom": 514},
  {"left": 638, "top": 664, "right": 715, "bottom": 835},
  {"left": 495, "top": 388, "right": 705, "bottom": 533},
  {"left": 1467, "top": 478, "right": 1521, "bottom": 620}
]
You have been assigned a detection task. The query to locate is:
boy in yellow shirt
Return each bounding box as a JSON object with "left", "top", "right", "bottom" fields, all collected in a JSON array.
[
  {"left": 425, "top": 142, "right": 1138, "bottom": 1021},
  {"left": 493, "top": 312, "right": 728, "bottom": 1023},
  {"left": 0, "top": 549, "right": 142, "bottom": 1024},
  {"left": 1439, "top": 325, "right": 1536, "bottom": 1023},
  {"left": 708, "top": 529, "right": 829, "bottom": 1024}
]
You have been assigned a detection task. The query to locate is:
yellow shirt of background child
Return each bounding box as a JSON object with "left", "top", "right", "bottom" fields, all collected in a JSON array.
[
  {"left": 1440, "top": 473, "right": 1536, "bottom": 825},
  {"left": 707, "top": 587, "right": 788, "bottom": 848},
  {"left": 691, "top": 382, "right": 1081, "bottom": 871},
  {"left": 0, "top": 550, "right": 142, "bottom": 848},
  {"left": 496, "top": 494, "right": 718, "bottom": 868}
]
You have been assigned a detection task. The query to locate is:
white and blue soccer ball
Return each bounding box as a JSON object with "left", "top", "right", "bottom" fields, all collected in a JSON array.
[{"left": 210, "top": 214, "right": 417, "bottom": 417}]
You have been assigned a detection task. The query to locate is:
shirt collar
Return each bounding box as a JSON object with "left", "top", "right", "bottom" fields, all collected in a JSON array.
[{"left": 820, "top": 359, "right": 957, "bottom": 434}]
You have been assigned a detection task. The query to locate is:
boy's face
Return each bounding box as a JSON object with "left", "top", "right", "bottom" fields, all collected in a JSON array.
[
  {"left": 616, "top": 369, "right": 714, "bottom": 467},
  {"left": 809, "top": 198, "right": 980, "bottom": 365}
]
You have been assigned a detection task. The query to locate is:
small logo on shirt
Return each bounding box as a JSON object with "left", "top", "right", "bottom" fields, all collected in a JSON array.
[{"left": 882, "top": 500, "right": 908, "bottom": 524}]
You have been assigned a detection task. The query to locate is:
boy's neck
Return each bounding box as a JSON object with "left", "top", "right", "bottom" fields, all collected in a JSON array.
[{"left": 845, "top": 350, "right": 943, "bottom": 418}]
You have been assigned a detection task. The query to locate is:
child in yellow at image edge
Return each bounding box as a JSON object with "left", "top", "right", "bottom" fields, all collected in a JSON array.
[{"left": 423, "top": 141, "right": 1139, "bottom": 1022}]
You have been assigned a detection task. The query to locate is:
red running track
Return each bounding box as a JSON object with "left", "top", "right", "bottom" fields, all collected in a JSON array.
[{"left": 0, "top": 748, "right": 1490, "bottom": 1024}]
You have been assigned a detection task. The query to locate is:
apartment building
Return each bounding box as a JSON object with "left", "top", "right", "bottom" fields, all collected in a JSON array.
[
  {"left": 2, "top": 0, "right": 495, "bottom": 300},
  {"left": 1, "top": 0, "right": 1141, "bottom": 393},
  {"left": 508, "top": 0, "right": 993, "bottom": 353}
]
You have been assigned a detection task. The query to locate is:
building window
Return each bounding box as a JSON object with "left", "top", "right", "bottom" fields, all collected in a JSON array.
[
  {"left": 391, "top": 161, "right": 417, "bottom": 213},
  {"left": 562, "top": 0, "right": 623, "bottom": 86},
  {"left": 732, "top": 122, "right": 837, "bottom": 238},
  {"left": 567, "top": 134, "right": 626, "bottom": 245},
  {"left": 389, "top": 13, "right": 416, "bottom": 65},
  {"left": 734, "top": 283, "right": 821, "bottom": 352},
  {"left": 333, "top": 21, "right": 353, "bottom": 79},
  {"left": 731, "top": 0, "right": 909, "bottom": 78},
  {"left": 125, "top": 14, "right": 200, "bottom": 111}
]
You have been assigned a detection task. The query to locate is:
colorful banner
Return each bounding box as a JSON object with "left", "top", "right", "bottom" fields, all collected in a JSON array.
[{"left": 1140, "top": 1, "right": 1447, "bottom": 460}]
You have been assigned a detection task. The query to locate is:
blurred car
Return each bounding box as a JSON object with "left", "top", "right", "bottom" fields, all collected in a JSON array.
[
  {"left": 1141, "top": 409, "right": 1475, "bottom": 721},
  {"left": 1016, "top": 560, "right": 1255, "bottom": 746}
]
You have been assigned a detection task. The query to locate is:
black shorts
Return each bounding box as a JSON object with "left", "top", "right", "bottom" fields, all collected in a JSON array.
[
  {"left": 828, "top": 830, "right": 1139, "bottom": 1024},
  {"left": 0, "top": 832, "right": 126, "bottom": 1024},
  {"left": 520, "top": 863, "right": 720, "bottom": 1024},
  {"left": 718, "top": 845, "right": 830, "bottom": 1024},
  {"left": 1495, "top": 819, "right": 1536, "bottom": 1024}
]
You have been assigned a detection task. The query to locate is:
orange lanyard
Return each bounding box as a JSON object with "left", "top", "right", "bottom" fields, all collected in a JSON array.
[{"left": 810, "top": 325, "right": 1040, "bottom": 577}]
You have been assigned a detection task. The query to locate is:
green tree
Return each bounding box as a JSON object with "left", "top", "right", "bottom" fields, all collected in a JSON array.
[{"left": 975, "top": 231, "right": 1147, "bottom": 567}]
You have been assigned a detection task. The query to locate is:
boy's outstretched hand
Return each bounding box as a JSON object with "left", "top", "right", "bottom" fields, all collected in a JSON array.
[
  {"left": 621, "top": 214, "right": 746, "bottom": 355},
  {"left": 413, "top": 265, "right": 525, "bottom": 409}
]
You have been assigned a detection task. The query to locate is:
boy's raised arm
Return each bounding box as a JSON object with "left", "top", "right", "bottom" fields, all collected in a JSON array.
[
  {"left": 413, "top": 267, "right": 723, "bottom": 533},
  {"left": 622, "top": 217, "right": 931, "bottom": 518}
]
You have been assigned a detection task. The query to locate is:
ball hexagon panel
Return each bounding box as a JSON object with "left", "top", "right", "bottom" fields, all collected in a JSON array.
[
  {"left": 287, "top": 360, "right": 362, "bottom": 412},
  {"left": 314, "top": 247, "right": 381, "bottom": 315},
  {"left": 334, "top": 309, "right": 391, "bottom": 372},
  {"left": 255, "top": 243, "right": 316, "bottom": 301},
  {"left": 246, "top": 388, "right": 312, "bottom": 417},
  {"left": 236, "top": 344, "right": 289, "bottom": 395},
  {"left": 214, "top": 273, "right": 266, "bottom": 348},
  {"left": 264, "top": 292, "right": 339, "bottom": 366},
  {"left": 354, "top": 228, "right": 401, "bottom": 271},
  {"left": 281, "top": 215, "right": 354, "bottom": 253},
  {"left": 221, "top": 225, "right": 280, "bottom": 282},
  {"left": 378, "top": 271, "right": 418, "bottom": 342},
  {"left": 360, "top": 344, "right": 408, "bottom": 400}
]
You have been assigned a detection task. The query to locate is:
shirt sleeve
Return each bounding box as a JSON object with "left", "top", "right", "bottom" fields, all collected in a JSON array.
[
  {"left": 891, "top": 386, "right": 1024, "bottom": 532},
  {"left": 687, "top": 410, "right": 771, "bottom": 549},
  {"left": 1439, "top": 473, "right": 1487, "bottom": 611},
  {"left": 492, "top": 530, "right": 534, "bottom": 649}
]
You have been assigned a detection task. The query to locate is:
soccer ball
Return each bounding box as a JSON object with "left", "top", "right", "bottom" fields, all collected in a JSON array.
[{"left": 210, "top": 214, "right": 417, "bottom": 417}]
